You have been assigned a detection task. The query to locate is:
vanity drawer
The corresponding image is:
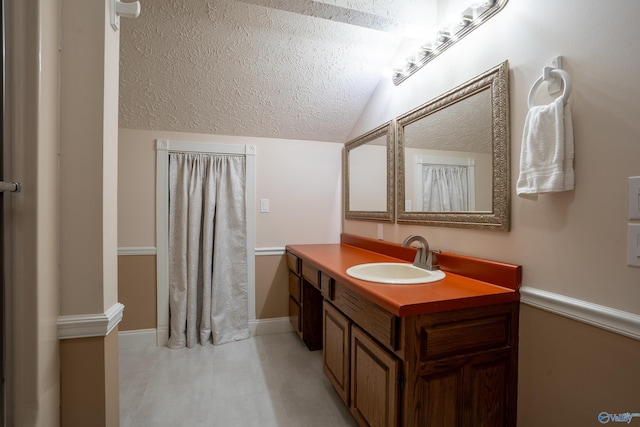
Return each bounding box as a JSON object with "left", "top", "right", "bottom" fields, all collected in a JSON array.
[
  {"left": 418, "top": 304, "right": 514, "bottom": 361},
  {"left": 302, "top": 261, "right": 320, "bottom": 290},
  {"left": 289, "top": 271, "right": 301, "bottom": 303},
  {"left": 286, "top": 251, "right": 300, "bottom": 274},
  {"left": 320, "top": 272, "right": 333, "bottom": 299},
  {"left": 332, "top": 282, "right": 398, "bottom": 352}
]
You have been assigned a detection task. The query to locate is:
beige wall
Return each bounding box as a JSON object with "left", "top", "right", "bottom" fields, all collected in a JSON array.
[
  {"left": 118, "top": 128, "right": 343, "bottom": 248},
  {"left": 7, "top": 0, "right": 125, "bottom": 423},
  {"left": 255, "top": 255, "right": 289, "bottom": 319},
  {"left": 518, "top": 305, "right": 640, "bottom": 426},
  {"left": 55, "top": 0, "right": 122, "bottom": 424},
  {"left": 118, "top": 253, "right": 291, "bottom": 323},
  {"left": 60, "top": 329, "right": 120, "bottom": 427},
  {"left": 118, "top": 255, "right": 157, "bottom": 331},
  {"left": 59, "top": 0, "right": 120, "bottom": 316},
  {"left": 118, "top": 129, "right": 342, "bottom": 321}
]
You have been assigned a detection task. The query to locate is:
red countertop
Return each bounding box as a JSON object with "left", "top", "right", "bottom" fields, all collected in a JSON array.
[{"left": 286, "top": 234, "right": 521, "bottom": 317}]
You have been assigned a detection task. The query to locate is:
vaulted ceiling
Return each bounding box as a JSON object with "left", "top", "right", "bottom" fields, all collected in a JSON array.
[{"left": 119, "top": 0, "right": 437, "bottom": 142}]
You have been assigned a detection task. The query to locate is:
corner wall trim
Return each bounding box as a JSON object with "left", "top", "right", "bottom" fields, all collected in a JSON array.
[
  {"left": 118, "top": 247, "right": 284, "bottom": 256},
  {"left": 58, "top": 302, "right": 125, "bottom": 339},
  {"left": 118, "top": 247, "right": 157, "bottom": 256},
  {"left": 520, "top": 286, "right": 640, "bottom": 341},
  {"left": 255, "top": 247, "right": 286, "bottom": 256}
]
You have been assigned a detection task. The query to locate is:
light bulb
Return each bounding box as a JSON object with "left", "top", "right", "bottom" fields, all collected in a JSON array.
[
  {"left": 419, "top": 44, "right": 433, "bottom": 57},
  {"left": 459, "top": 12, "right": 474, "bottom": 27},
  {"left": 436, "top": 30, "right": 451, "bottom": 43}
]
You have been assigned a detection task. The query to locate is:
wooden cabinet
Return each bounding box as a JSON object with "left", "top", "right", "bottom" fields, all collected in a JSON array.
[
  {"left": 287, "top": 252, "right": 323, "bottom": 350},
  {"left": 322, "top": 301, "right": 350, "bottom": 405},
  {"left": 351, "top": 324, "right": 400, "bottom": 427},
  {"left": 323, "top": 281, "right": 518, "bottom": 427},
  {"left": 324, "top": 279, "right": 402, "bottom": 427},
  {"left": 404, "top": 303, "right": 519, "bottom": 427},
  {"left": 287, "top": 252, "right": 302, "bottom": 337},
  {"left": 324, "top": 299, "right": 401, "bottom": 427},
  {"left": 287, "top": 249, "right": 519, "bottom": 427}
]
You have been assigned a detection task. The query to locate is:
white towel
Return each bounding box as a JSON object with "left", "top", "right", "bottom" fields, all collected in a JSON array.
[{"left": 517, "top": 97, "right": 574, "bottom": 198}]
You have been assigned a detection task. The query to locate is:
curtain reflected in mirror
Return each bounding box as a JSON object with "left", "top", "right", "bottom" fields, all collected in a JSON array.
[{"left": 419, "top": 161, "right": 471, "bottom": 211}]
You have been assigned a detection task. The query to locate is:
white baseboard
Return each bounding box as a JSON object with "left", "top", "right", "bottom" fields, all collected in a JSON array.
[
  {"left": 520, "top": 286, "right": 640, "bottom": 341},
  {"left": 157, "top": 327, "right": 168, "bottom": 347},
  {"left": 249, "top": 316, "right": 295, "bottom": 336},
  {"left": 119, "top": 328, "right": 157, "bottom": 348},
  {"left": 121, "top": 317, "right": 294, "bottom": 348}
]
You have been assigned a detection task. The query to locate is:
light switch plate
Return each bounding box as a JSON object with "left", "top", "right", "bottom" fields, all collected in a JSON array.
[
  {"left": 628, "top": 223, "right": 640, "bottom": 267},
  {"left": 260, "top": 198, "right": 269, "bottom": 213},
  {"left": 629, "top": 176, "right": 640, "bottom": 220}
]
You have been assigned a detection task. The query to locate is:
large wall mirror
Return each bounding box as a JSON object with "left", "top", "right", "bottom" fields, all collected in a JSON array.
[
  {"left": 397, "top": 61, "right": 510, "bottom": 230},
  {"left": 344, "top": 121, "right": 395, "bottom": 222}
]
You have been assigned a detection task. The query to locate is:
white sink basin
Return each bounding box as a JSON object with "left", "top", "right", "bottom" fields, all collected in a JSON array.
[{"left": 346, "top": 262, "right": 445, "bottom": 285}]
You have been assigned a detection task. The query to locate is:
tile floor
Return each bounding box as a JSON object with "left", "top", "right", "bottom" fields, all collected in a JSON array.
[{"left": 119, "top": 331, "right": 358, "bottom": 427}]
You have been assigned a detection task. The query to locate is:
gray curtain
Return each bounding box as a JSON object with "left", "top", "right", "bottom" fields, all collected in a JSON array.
[
  {"left": 422, "top": 165, "right": 469, "bottom": 212},
  {"left": 168, "top": 152, "right": 249, "bottom": 348}
]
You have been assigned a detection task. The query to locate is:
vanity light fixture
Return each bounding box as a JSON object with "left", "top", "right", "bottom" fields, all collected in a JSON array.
[{"left": 392, "top": 0, "right": 508, "bottom": 85}]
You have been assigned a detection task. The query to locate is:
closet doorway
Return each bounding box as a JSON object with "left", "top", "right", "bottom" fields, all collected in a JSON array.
[{"left": 155, "top": 140, "right": 256, "bottom": 346}]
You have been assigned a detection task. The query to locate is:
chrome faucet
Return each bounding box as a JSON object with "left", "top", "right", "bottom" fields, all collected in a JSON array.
[{"left": 401, "top": 235, "right": 440, "bottom": 271}]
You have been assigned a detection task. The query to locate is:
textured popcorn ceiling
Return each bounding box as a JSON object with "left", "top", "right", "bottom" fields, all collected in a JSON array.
[
  {"left": 404, "top": 88, "right": 492, "bottom": 153},
  {"left": 119, "top": 0, "right": 436, "bottom": 142}
]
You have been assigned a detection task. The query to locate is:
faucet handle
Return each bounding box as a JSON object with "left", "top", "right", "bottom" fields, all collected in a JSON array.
[{"left": 426, "top": 249, "right": 440, "bottom": 271}]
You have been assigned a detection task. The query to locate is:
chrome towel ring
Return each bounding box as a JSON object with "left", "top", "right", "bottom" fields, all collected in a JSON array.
[{"left": 527, "top": 67, "right": 572, "bottom": 109}]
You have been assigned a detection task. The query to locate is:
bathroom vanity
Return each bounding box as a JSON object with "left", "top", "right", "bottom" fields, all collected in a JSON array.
[{"left": 286, "top": 233, "right": 521, "bottom": 427}]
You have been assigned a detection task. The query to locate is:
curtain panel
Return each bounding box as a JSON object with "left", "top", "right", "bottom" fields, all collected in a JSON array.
[
  {"left": 422, "top": 165, "right": 469, "bottom": 212},
  {"left": 168, "top": 152, "right": 249, "bottom": 348}
]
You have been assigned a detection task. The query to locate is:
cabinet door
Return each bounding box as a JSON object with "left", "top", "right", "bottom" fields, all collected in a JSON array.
[
  {"left": 350, "top": 325, "right": 400, "bottom": 427},
  {"left": 288, "top": 297, "right": 301, "bottom": 338},
  {"left": 411, "top": 362, "right": 463, "bottom": 427},
  {"left": 411, "top": 349, "right": 512, "bottom": 427},
  {"left": 323, "top": 301, "right": 350, "bottom": 405},
  {"left": 301, "top": 279, "right": 323, "bottom": 351},
  {"left": 463, "top": 349, "right": 513, "bottom": 427}
]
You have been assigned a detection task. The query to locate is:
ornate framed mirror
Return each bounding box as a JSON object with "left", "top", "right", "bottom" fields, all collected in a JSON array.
[
  {"left": 344, "top": 120, "right": 395, "bottom": 222},
  {"left": 397, "top": 61, "right": 510, "bottom": 230}
]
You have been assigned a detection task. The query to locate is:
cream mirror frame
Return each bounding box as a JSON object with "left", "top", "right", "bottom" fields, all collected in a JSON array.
[
  {"left": 397, "top": 61, "right": 510, "bottom": 230},
  {"left": 344, "top": 120, "right": 395, "bottom": 222}
]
